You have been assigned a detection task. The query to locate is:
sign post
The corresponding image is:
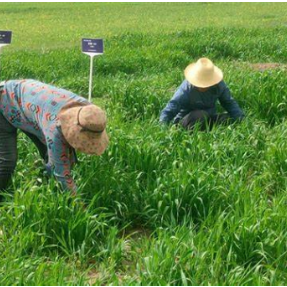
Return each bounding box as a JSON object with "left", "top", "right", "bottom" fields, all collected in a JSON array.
[
  {"left": 82, "top": 38, "right": 104, "bottom": 102},
  {"left": 0, "top": 31, "right": 12, "bottom": 79}
]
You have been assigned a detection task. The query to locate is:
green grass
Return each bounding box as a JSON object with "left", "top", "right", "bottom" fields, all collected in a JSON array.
[{"left": 1, "top": 3, "right": 287, "bottom": 285}]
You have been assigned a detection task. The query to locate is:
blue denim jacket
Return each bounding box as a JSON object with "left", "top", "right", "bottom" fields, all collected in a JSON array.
[{"left": 160, "top": 80, "right": 244, "bottom": 124}]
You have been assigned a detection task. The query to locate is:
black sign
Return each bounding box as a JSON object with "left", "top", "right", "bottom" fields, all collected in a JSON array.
[
  {"left": 82, "top": 38, "right": 103, "bottom": 54},
  {"left": 0, "top": 31, "right": 12, "bottom": 44}
]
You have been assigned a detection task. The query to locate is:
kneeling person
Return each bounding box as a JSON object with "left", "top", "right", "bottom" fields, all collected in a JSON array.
[{"left": 160, "top": 58, "right": 244, "bottom": 129}]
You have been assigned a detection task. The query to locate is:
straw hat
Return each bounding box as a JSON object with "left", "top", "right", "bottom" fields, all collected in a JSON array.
[
  {"left": 184, "top": 58, "right": 223, "bottom": 88},
  {"left": 59, "top": 104, "right": 109, "bottom": 155}
]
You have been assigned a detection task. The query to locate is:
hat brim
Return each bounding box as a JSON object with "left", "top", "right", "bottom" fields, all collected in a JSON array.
[
  {"left": 184, "top": 63, "right": 223, "bottom": 88},
  {"left": 59, "top": 106, "right": 109, "bottom": 155}
]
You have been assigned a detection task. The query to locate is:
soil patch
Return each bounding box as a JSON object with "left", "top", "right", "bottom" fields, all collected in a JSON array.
[{"left": 251, "top": 63, "right": 286, "bottom": 71}]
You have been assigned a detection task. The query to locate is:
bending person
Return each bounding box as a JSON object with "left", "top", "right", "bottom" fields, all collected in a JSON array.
[{"left": 0, "top": 79, "right": 109, "bottom": 193}]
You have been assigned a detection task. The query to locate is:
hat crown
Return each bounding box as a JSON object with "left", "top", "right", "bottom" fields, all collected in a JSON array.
[
  {"left": 79, "top": 105, "right": 106, "bottom": 132},
  {"left": 195, "top": 58, "right": 215, "bottom": 80}
]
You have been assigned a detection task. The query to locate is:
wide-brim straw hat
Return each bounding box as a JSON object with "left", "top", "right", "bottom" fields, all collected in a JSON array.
[
  {"left": 184, "top": 58, "right": 223, "bottom": 88},
  {"left": 59, "top": 104, "right": 109, "bottom": 155}
]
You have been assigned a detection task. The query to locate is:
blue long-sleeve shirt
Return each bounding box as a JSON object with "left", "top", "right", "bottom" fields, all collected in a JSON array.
[{"left": 160, "top": 80, "right": 244, "bottom": 124}]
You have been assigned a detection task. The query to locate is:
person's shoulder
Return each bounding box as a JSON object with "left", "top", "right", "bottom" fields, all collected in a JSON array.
[
  {"left": 216, "top": 80, "right": 230, "bottom": 93},
  {"left": 217, "top": 80, "right": 228, "bottom": 89},
  {"left": 181, "top": 79, "right": 192, "bottom": 87},
  {"left": 179, "top": 79, "right": 194, "bottom": 94}
]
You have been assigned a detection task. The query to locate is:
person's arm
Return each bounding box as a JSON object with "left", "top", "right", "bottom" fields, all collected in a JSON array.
[
  {"left": 45, "top": 126, "right": 77, "bottom": 193},
  {"left": 218, "top": 81, "right": 245, "bottom": 121},
  {"left": 160, "top": 80, "right": 191, "bottom": 124}
]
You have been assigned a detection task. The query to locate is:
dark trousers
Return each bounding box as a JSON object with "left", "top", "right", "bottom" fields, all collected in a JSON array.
[
  {"left": 181, "top": 110, "right": 231, "bottom": 130},
  {"left": 0, "top": 113, "right": 47, "bottom": 191}
]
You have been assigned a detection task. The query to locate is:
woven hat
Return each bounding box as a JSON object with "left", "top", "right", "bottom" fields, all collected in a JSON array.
[
  {"left": 184, "top": 58, "right": 223, "bottom": 88},
  {"left": 59, "top": 104, "right": 109, "bottom": 155}
]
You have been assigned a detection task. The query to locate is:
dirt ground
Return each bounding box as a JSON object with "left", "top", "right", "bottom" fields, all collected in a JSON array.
[{"left": 250, "top": 63, "right": 286, "bottom": 71}]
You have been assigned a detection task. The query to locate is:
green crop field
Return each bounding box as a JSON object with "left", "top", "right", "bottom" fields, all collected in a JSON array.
[{"left": 1, "top": 2, "right": 287, "bottom": 285}]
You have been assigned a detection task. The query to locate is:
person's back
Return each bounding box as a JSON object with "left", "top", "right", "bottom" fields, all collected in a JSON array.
[{"left": 1, "top": 79, "right": 89, "bottom": 142}]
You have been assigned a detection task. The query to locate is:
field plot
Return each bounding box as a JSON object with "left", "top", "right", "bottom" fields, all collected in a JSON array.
[{"left": 1, "top": 3, "right": 287, "bottom": 285}]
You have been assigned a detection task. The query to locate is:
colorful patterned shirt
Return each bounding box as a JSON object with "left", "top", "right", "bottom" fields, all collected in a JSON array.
[{"left": 0, "top": 79, "right": 90, "bottom": 192}]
